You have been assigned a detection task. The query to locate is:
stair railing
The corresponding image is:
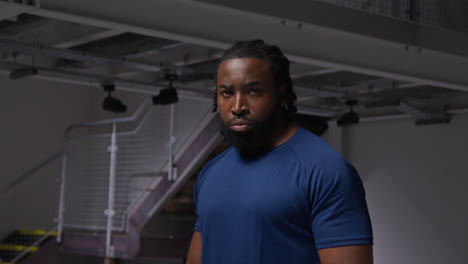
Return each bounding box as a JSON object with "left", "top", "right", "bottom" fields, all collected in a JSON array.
[
  {"left": 57, "top": 96, "right": 215, "bottom": 259},
  {"left": 0, "top": 150, "right": 62, "bottom": 263},
  {"left": 0, "top": 95, "right": 217, "bottom": 261},
  {"left": 57, "top": 98, "right": 153, "bottom": 259}
]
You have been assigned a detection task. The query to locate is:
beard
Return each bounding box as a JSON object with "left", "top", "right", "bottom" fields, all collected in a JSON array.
[{"left": 219, "top": 108, "right": 282, "bottom": 159}]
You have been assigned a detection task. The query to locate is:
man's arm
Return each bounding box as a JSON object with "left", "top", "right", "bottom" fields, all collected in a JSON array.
[
  {"left": 186, "top": 231, "right": 202, "bottom": 264},
  {"left": 318, "top": 245, "right": 373, "bottom": 264}
]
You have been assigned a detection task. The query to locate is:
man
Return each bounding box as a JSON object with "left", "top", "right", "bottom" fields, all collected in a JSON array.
[{"left": 186, "top": 40, "right": 373, "bottom": 264}]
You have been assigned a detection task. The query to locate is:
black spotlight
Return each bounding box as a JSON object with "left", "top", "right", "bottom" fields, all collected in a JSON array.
[
  {"left": 102, "top": 83, "right": 127, "bottom": 113},
  {"left": 153, "top": 74, "right": 178, "bottom": 105},
  {"left": 337, "top": 99, "right": 359, "bottom": 127}
]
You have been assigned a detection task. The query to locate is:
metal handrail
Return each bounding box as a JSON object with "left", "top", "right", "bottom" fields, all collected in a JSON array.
[
  {"left": 57, "top": 96, "right": 215, "bottom": 258},
  {"left": 65, "top": 97, "right": 151, "bottom": 137},
  {"left": 0, "top": 100, "right": 151, "bottom": 199},
  {"left": 58, "top": 96, "right": 175, "bottom": 255},
  {"left": 58, "top": 99, "right": 153, "bottom": 243},
  {"left": 66, "top": 105, "right": 155, "bottom": 142}
]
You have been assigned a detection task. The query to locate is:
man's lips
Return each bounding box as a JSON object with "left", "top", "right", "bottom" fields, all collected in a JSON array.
[{"left": 229, "top": 120, "right": 252, "bottom": 132}]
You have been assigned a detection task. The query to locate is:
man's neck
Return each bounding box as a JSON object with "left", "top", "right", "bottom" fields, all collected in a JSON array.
[
  {"left": 236, "top": 121, "right": 299, "bottom": 160},
  {"left": 270, "top": 121, "right": 299, "bottom": 148}
]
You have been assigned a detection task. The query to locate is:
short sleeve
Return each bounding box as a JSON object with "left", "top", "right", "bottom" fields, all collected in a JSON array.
[
  {"left": 193, "top": 159, "right": 215, "bottom": 232},
  {"left": 191, "top": 148, "right": 233, "bottom": 233},
  {"left": 309, "top": 159, "right": 373, "bottom": 249}
]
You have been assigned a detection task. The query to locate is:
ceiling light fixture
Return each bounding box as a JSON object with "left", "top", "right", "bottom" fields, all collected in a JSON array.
[
  {"left": 336, "top": 99, "right": 359, "bottom": 127},
  {"left": 153, "top": 73, "right": 178, "bottom": 105},
  {"left": 102, "top": 82, "right": 127, "bottom": 113}
]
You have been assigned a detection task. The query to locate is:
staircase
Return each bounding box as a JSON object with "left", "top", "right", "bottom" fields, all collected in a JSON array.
[
  {"left": 57, "top": 98, "right": 222, "bottom": 260},
  {"left": 1, "top": 97, "right": 224, "bottom": 262},
  {"left": 0, "top": 229, "right": 56, "bottom": 264},
  {"left": 135, "top": 140, "right": 231, "bottom": 260}
]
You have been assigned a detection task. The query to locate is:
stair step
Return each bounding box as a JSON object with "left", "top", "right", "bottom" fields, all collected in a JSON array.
[
  {"left": 0, "top": 229, "right": 56, "bottom": 263},
  {"left": 1, "top": 230, "right": 56, "bottom": 246},
  {"left": 0, "top": 244, "right": 39, "bottom": 261},
  {"left": 17, "top": 230, "right": 57, "bottom": 236},
  {"left": 179, "top": 179, "right": 196, "bottom": 195},
  {"left": 0, "top": 250, "right": 20, "bottom": 262},
  {"left": 161, "top": 196, "right": 195, "bottom": 214},
  {"left": 0, "top": 245, "right": 38, "bottom": 252}
]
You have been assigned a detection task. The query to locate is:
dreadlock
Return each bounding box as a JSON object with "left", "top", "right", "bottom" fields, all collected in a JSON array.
[{"left": 213, "top": 40, "right": 297, "bottom": 116}]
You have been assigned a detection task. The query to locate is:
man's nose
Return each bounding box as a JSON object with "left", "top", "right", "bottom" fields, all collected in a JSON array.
[{"left": 231, "top": 93, "right": 249, "bottom": 117}]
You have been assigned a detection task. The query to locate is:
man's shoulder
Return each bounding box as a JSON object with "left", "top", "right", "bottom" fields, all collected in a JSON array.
[
  {"left": 193, "top": 147, "right": 234, "bottom": 195},
  {"left": 287, "top": 128, "right": 346, "bottom": 169},
  {"left": 288, "top": 128, "right": 362, "bottom": 195},
  {"left": 198, "top": 146, "right": 234, "bottom": 175}
]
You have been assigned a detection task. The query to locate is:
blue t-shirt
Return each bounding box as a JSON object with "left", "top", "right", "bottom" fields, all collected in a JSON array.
[{"left": 193, "top": 128, "right": 373, "bottom": 263}]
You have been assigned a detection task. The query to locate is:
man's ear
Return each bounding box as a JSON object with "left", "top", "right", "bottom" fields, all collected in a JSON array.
[
  {"left": 277, "top": 83, "right": 288, "bottom": 110},
  {"left": 279, "top": 83, "right": 288, "bottom": 98}
]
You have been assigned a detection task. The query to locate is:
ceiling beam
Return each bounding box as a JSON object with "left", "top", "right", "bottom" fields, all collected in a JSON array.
[
  {"left": 295, "top": 85, "right": 346, "bottom": 98},
  {"left": 291, "top": 68, "right": 342, "bottom": 79},
  {"left": 0, "top": 1, "right": 38, "bottom": 20},
  {"left": 28, "top": 0, "right": 468, "bottom": 93},
  {"left": 398, "top": 101, "right": 447, "bottom": 120},
  {"left": 398, "top": 101, "right": 451, "bottom": 125},
  {"left": 297, "top": 104, "right": 339, "bottom": 118},
  {"left": 198, "top": 0, "right": 468, "bottom": 58},
  {"left": 0, "top": 60, "right": 211, "bottom": 99},
  {"left": 0, "top": 37, "right": 193, "bottom": 74},
  {"left": 53, "top": 29, "right": 124, "bottom": 49}
]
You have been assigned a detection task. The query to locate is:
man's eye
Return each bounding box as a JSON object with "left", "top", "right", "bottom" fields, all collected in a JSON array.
[
  {"left": 220, "top": 90, "right": 233, "bottom": 97},
  {"left": 249, "top": 88, "right": 261, "bottom": 95}
]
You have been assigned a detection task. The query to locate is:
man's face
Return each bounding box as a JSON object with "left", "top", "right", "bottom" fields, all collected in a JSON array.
[{"left": 216, "top": 58, "right": 282, "bottom": 152}]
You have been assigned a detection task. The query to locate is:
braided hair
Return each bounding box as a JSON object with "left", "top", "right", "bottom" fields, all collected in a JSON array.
[{"left": 213, "top": 40, "right": 297, "bottom": 116}]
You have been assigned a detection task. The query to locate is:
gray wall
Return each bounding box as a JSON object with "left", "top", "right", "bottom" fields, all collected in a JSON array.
[
  {"left": 323, "top": 113, "right": 468, "bottom": 264},
  {"left": 0, "top": 76, "right": 92, "bottom": 238}
]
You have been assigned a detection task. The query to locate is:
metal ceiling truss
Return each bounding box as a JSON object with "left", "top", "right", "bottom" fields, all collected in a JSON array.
[
  {"left": 0, "top": 0, "right": 38, "bottom": 21},
  {"left": 24, "top": 0, "right": 468, "bottom": 93},
  {"left": 0, "top": 60, "right": 212, "bottom": 100},
  {"left": 0, "top": 38, "right": 194, "bottom": 74},
  {"left": 398, "top": 101, "right": 451, "bottom": 125},
  {"left": 54, "top": 29, "right": 125, "bottom": 49},
  {"left": 0, "top": 0, "right": 466, "bottom": 120}
]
